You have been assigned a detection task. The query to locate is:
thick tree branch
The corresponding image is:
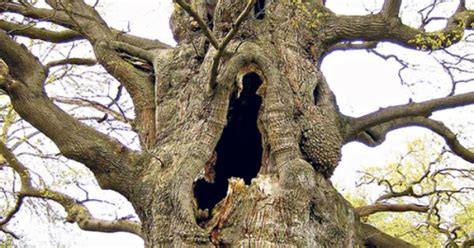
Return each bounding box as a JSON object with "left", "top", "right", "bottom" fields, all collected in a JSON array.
[
  {"left": 114, "top": 32, "right": 171, "bottom": 50},
  {"left": 324, "top": 41, "right": 378, "bottom": 57},
  {"left": 0, "top": 2, "right": 73, "bottom": 27},
  {"left": 0, "top": 20, "right": 83, "bottom": 43},
  {"left": 347, "top": 115, "right": 474, "bottom": 163},
  {"left": 381, "top": 0, "right": 402, "bottom": 18},
  {"left": 0, "top": 2, "right": 171, "bottom": 49},
  {"left": 42, "top": 0, "right": 158, "bottom": 147},
  {"left": 355, "top": 203, "right": 429, "bottom": 217},
  {"left": 2, "top": 0, "right": 168, "bottom": 148},
  {"left": 359, "top": 223, "right": 416, "bottom": 248},
  {"left": 414, "top": 118, "right": 474, "bottom": 162},
  {"left": 0, "top": 31, "right": 139, "bottom": 193},
  {"left": 328, "top": 1, "right": 474, "bottom": 50},
  {"left": 0, "top": 141, "right": 143, "bottom": 238},
  {"left": 345, "top": 92, "right": 474, "bottom": 140},
  {"left": 344, "top": 91, "right": 474, "bottom": 162},
  {"left": 23, "top": 189, "right": 143, "bottom": 237},
  {"left": 107, "top": 40, "right": 155, "bottom": 63}
]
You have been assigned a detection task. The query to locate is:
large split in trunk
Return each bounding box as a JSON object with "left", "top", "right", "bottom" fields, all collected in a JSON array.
[{"left": 193, "top": 72, "right": 263, "bottom": 213}]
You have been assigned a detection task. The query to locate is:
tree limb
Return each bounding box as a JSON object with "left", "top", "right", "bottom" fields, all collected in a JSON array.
[
  {"left": 352, "top": 93, "right": 474, "bottom": 135},
  {"left": 359, "top": 223, "right": 416, "bottom": 248},
  {"left": 0, "top": 2, "right": 171, "bottom": 49},
  {"left": 46, "top": 58, "right": 97, "bottom": 69},
  {"left": 52, "top": 96, "right": 131, "bottom": 123},
  {"left": 0, "top": 31, "right": 139, "bottom": 194},
  {"left": 107, "top": 40, "right": 155, "bottom": 63},
  {"left": 347, "top": 115, "right": 474, "bottom": 163},
  {"left": 327, "top": 0, "right": 473, "bottom": 51},
  {"left": 23, "top": 189, "right": 143, "bottom": 237},
  {"left": 324, "top": 41, "right": 378, "bottom": 57},
  {"left": 173, "top": 0, "right": 219, "bottom": 49},
  {"left": 355, "top": 203, "right": 429, "bottom": 217},
  {"left": 208, "top": 0, "right": 256, "bottom": 91},
  {"left": 43, "top": 0, "right": 158, "bottom": 147},
  {"left": 173, "top": 0, "right": 256, "bottom": 91},
  {"left": 0, "top": 20, "right": 83, "bottom": 43},
  {"left": 0, "top": 2, "right": 74, "bottom": 28},
  {"left": 381, "top": 0, "right": 402, "bottom": 18},
  {"left": 344, "top": 92, "right": 474, "bottom": 142},
  {"left": 0, "top": 140, "right": 143, "bottom": 238}
]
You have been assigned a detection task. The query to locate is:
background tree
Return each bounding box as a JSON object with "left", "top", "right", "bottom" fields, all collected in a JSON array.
[
  {"left": 0, "top": 0, "right": 473, "bottom": 247},
  {"left": 346, "top": 138, "right": 473, "bottom": 247}
]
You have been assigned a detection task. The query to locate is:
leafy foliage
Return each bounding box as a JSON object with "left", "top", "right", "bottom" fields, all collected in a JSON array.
[{"left": 346, "top": 138, "right": 474, "bottom": 247}]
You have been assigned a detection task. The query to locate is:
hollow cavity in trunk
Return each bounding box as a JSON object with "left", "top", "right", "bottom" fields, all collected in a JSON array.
[{"left": 194, "top": 73, "right": 263, "bottom": 212}]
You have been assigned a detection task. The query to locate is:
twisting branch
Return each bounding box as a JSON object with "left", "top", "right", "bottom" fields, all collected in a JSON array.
[
  {"left": 173, "top": 0, "right": 219, "bottom": 49},
  {"left": 328, "top": 0, "right": 474, "bottom": 51},
  {"left": 173, "top": 0, "right": 256, "bottom": 90},
  {"left": 353, "top": 142, "right": 473, "bottom": 246},
  {"left": 0, "top": 140, "right": 143, "bottom": 238},
  {"left": 208, "top": 0, "right": 256, "bottom": 90},
  {"left": 346, "top": 92, "right": 474, "bottom": 136},
  {"left": 432, "top": 49, "right": 474, "bottom": 96},
  {"left": 357, "top": 147, "right": 472, "bottom": 203},
  {"left": 346, "top": 115, "right": 474, "bottom": 163},
  {"left": 41, "top": 0, "right": 159, "bottom": 147},
  {"left": 0, "top": 139, "right": 29, "bottom": 239},
  {"left": 0, "top": 30, "right": 140, "bottom": 194},
  {"left": 0, "top": 2, "right": 171, "bottom": 49},
  {"left": 0, "top": 20, "right": 83, "bottom": 43},
  {"left": 22, "top": 189, "right": 143, "bottom": 236},
  {"left": 0, "top": 141, "right": 32, "bottom": 188},
  {"left": 413, "top": 118, "right": 474, "bottom": 162},
  {"left": 344, "top": 91, "right": 474, "bottom": 162},
  {"left": 0, "top": 2, "right": 74, "bottom": 28}
]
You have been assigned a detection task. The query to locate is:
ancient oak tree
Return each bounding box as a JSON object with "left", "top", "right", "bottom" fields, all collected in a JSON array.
[{"left": 0, "top": 0, "right": 473, "bottom": 247}]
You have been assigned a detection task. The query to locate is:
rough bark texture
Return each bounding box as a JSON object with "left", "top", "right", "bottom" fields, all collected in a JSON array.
[
  {"left": 136, "top": 1, "right": 356, "bottom": 246},
  {"left": 2, "top": 0, "right": 473, "bottom": 247}
]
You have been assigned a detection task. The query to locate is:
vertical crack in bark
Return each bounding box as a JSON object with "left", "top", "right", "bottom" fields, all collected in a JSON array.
[{"left": 193, "top": 72, "right": 263, "bottom": 223}]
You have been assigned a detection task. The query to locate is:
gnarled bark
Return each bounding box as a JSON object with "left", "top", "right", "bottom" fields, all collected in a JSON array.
[{"left": 2, "top": 0, "right": 474, "bottom": 246}]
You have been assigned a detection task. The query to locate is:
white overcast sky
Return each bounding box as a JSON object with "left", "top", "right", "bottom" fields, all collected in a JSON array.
[{"left": 5, "top": 0, "right": 474, "bottom": 247}]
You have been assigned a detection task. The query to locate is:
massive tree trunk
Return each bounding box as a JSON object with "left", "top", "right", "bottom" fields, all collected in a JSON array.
[
  {"left": 134, "top": 1, "right": 357, "bottom": 247},
  {"left": 2, "top": 0, "right": 473, "bottom": 247}
]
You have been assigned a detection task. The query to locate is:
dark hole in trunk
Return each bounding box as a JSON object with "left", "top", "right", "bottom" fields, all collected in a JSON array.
[
  {"left": 194, "top": 73, "right": 263, "bottom": 211},
  {"left": 313, "top": 83, "right": 321, "bottom": 105},
  {"left": 254, "top": 0, "right": 265, "bottom": 19}
]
